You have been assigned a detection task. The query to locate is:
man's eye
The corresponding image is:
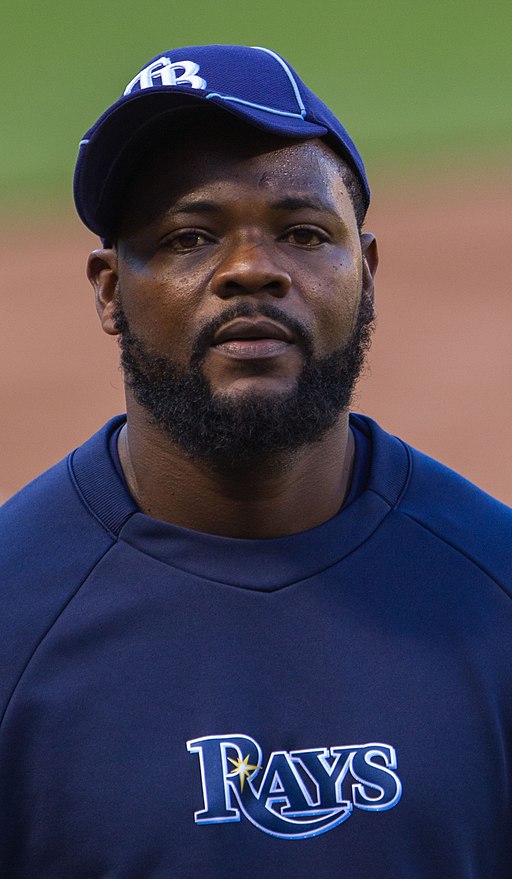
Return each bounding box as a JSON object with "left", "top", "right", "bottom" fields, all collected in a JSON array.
[
  {"left": 168, "top": 231, "right": 211, "bottom": 251},
  {"left": 282, "top": 227, "right": 327, "bottom": 246}
]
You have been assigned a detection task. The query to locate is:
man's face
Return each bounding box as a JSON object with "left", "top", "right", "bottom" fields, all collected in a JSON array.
[{"left": 92, "top": 124, "right": 377, "bottom": 468}]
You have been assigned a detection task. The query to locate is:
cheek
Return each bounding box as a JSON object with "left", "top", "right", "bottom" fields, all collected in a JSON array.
[
  {"left": 118, "top": 269, "right": 199, "bottom": 356},
  {"left": 308, "top": 259, "right": 363, "bottom": 355}
]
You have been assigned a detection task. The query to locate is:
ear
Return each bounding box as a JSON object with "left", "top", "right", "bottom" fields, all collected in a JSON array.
[
  {"left": 87, "top": 248, "right": 120, "bottom": 336},
  {"left": 360, "top": 232, "right": 378, "bottom": 299}
]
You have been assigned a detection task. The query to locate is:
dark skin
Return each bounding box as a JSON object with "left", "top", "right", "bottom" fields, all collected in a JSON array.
[{"left": 87, "top": 130, "right": 378, "bottom": 538}]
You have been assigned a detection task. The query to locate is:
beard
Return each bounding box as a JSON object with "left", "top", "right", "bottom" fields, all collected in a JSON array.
[{"left": 114, "top": 293, "right": 374, "bottom": 472}]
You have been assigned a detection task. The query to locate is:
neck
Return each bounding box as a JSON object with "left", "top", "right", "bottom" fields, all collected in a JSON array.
[{"left": 118, "top": 401, "right": 355, "bottom": 539}]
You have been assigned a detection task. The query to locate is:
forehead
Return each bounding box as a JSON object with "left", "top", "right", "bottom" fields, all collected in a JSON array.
[{"left": 117, "top": 120, "right": 354, "bottom": 236}]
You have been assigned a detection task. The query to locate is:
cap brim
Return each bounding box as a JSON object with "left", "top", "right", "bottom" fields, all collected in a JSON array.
[{"left": 74, "top": 87, "right": 328, "bottom": 238}]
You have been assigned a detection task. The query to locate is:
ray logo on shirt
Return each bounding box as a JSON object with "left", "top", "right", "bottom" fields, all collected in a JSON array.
[{"left": 187, "top": 733, "right": 402, "bottom": 839}]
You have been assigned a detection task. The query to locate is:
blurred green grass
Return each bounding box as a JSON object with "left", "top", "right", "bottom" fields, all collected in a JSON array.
[{"left": 2, "top": 0, "right": 510, "bottom": 207}]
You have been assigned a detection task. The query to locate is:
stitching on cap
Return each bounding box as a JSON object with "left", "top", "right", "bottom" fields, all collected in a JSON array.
[
  {"left": 251, "top": 46, "right": 307, "bottom": 116},
  {"left": 205, "top": 93, "right": 305, "bottom": 119}
]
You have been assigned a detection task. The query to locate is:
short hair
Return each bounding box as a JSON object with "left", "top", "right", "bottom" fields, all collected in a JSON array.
[{"left": 339, "top": 159, "right": 367, "bottom": 231}]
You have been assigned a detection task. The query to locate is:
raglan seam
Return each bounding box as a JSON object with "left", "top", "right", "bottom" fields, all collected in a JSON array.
[
  {"left": 398, "top": 443, "right": 512, "bottom": 602},
  {"left": 399, "top": 509, "right": 512, "bottom": 602},
  {"left": 366, "top": 437, "right": 412, "bottom": 509},
  {"left": 0, "top": 541, "right": 116, "bottom": 736}
]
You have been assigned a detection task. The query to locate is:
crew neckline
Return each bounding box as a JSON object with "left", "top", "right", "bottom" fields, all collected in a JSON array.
[
  {"left": 70, "top": 414, "right": 410, "bottom": 589},
  {"left": 107, "top": 417, "right": 372, "bottom": 512}
]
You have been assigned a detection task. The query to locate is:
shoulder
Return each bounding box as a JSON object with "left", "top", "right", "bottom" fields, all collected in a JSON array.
[
  {"left": 356, "top": 415, "right": 512, "bottom": 592},
  {"left": 0, "top": 420, "right": 125, "bottom": 721},
  {"left": 400, "top": 440, "right": 511, "bottom": 584},
  {"left": 0, "top": 417, "right": 127, "bottom": 559}
]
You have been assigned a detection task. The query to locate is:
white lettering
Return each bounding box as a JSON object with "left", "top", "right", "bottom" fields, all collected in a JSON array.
[{"left": 124, "top": 58, "right": 207, "bottom": 95}]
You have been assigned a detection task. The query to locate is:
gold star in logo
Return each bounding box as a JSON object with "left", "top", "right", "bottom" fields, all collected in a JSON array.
[{"left": 228, "top": 753, "right": 261, "bottom": 791}]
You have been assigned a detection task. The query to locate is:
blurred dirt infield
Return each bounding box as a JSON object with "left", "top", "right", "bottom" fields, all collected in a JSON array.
[{"left": 1, "top": 169, "right": 511, "bottom": 505}]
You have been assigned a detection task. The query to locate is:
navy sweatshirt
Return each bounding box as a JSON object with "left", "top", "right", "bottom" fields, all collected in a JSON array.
[{"left": 0, "top": 414, "right": 511, "bottom": 877}]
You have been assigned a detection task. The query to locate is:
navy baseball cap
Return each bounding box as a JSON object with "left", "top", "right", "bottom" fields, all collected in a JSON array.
[{"left": 74, "top": 44, "right": 370, "bottom": 240}]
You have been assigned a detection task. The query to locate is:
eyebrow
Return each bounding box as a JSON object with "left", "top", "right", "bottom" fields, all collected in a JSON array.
[
  {"left": 269, "top": 196, "right": 337, "bottom": 215},
  {"left": 170, "top": 199, "right": 221, "bottom": 215},
  {"left": 169, "top": 195, "right": 340, "bottom": 218}
]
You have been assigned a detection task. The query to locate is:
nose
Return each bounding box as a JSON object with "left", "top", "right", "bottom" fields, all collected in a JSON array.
[{"left": 211, "top": 240, "right": 292, "bottom": 300}]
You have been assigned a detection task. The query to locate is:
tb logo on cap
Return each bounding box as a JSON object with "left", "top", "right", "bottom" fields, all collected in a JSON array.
[{"left": 124, "top": 58, "right": 207, "bottom": 95}]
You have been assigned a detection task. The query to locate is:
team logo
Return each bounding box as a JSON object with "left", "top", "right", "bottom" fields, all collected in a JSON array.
[
  {"left": 124, "top": 58, "right": 207, "bottom": 95},
  {"left": 187, "top": 733, "right": 402, "bottom": 840}
]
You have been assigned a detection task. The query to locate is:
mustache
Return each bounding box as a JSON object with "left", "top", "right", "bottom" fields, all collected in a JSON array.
[{"left": 190, "top": 302, "right": 314, "bottom": 365}]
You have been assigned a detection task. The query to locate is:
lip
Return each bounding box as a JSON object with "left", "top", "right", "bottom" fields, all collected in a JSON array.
[
  {"left": 212, "top": 318, "right": 294, "bottom": 346},
  {"left": 212, "top": 338, "right": 292, "bottom": 359}
]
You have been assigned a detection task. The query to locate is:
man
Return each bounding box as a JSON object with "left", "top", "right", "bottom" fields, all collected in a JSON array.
[{"left": 0, "top": 44, "right": 511, "bottom": 878}]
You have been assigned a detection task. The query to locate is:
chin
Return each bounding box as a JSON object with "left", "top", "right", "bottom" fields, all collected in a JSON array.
[{"left": 213, "top": 378, "right": 299, "bottom": 400}]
